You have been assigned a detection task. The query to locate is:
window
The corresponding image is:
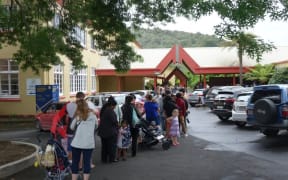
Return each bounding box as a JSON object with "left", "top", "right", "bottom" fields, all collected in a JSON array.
[
  {"left": 53, "top": 13, "right": 61, "bottom": 28},
  {"left": 91, "top": 36, "right": 96, "bottom": 50},
  {"left": 71, "top": 26, "right": 86, "bottom": 47},
  {"left": 91, "top": 67, "right": 97, "bottom": 92},
  {"left": 0, "top": 59, "right": 19, "bottom": 97},
  {"left": 54, "top": 65, "right": 64, "bottom": 95},
  {"left": 70, "top": 66, "right": 87, "bottom": 93}
]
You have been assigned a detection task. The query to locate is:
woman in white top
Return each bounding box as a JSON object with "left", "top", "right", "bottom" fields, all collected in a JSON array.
[{"left": 70, "top": 99, "right": 97, "bottom": 180}]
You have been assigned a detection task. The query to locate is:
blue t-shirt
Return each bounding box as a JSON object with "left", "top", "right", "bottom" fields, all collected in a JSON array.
[{"left": 144, "top": 101, "right": 159, "bottom": 119}]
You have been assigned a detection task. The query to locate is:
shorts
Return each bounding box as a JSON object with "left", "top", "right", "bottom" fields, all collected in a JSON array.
[{"left": 67, "top": 134, "right": 74, "bottom": 152}]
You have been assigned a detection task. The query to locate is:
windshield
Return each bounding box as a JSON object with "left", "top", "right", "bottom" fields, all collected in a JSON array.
[{"left": 250, "top": 90, "right": 281, "bottom": 104}]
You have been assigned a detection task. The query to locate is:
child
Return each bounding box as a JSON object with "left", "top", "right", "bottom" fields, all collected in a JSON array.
[
  {"left": 148, "top": 121, "right": 161, "bottom": 134},
  {"left": 167, "top": 109, "right": 180, "bottom": 146},
  {"left": 117, "top": 120, "right": 131, "bottom": 161}
]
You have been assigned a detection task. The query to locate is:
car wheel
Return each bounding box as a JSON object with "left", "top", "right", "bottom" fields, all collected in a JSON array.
[
  {"left": 254, "top": 99, "right": 277, "bottom": 124},
  {"left": 235, "top": 121, "right": 246, "bottom": 128},
  {"left": 35, "top": 120, "right": 43, "bottom": 131},
  {"left": 262, "top": 129, "right": 279, "bottom": 137},
  {"left": 217, "top": 115, "right": 230, "bottom": 121}
]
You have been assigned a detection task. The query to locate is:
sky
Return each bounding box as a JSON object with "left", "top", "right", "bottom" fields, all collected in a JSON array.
[{"left": 156, "top": 14, "right": 288, "bottom": 46}]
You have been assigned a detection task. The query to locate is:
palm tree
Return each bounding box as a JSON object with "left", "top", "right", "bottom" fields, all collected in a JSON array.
[
  {"left": 243, "top": 64, "right": 275, "bottom": 85},
  {"left": 221, "top": 32, "right": 274, "bottom": 86}
]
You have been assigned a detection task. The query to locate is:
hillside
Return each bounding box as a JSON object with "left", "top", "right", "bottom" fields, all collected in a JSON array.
[{"left": 135, "top": 28, "right": 225, "bottom": 48}]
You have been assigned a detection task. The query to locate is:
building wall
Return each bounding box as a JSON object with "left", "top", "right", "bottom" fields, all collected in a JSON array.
[
  {"left": 0, "top": 67, "right": 45, "bottom": 115},
  {"left": 122, "top": 77, "right": 144, "bottom": 91},
  {"left": 98, "top": 76, "right": 118, "bottom": 92},
  {"left": 0, "top": 36, "right": 100, "bottom": 116},
  {"left": 98, "top": 76, "right": 144, "bottom": 92}
]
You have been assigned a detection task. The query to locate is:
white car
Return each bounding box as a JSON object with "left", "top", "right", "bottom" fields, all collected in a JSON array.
[
  {"left": 188, "top": 89, "right": 205, "bottom": 107},
  {"left": 231, "top": 91, "right": 253, "bottom": 127}
]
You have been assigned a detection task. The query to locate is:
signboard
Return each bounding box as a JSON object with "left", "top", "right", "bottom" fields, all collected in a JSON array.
[
  {"left": 26, "top": 78, "right": 41, "bottom": 95},
  {"left": 36, "top": 85, "right": 59, "bottom": 112}
]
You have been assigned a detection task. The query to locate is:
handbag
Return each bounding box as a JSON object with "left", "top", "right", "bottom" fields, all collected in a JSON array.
[{"left": 40, "top": 144, "right": 55, "bottom": 167}]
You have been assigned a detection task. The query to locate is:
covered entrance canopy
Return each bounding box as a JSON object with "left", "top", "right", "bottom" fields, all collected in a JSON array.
[{"left": 96, "top": 45, "right": 288, "bottom": 92}]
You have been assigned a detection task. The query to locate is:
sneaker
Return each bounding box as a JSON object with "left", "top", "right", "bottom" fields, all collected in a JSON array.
[{"left": 184, "top": 133, "right": 188, "bottom": 137}]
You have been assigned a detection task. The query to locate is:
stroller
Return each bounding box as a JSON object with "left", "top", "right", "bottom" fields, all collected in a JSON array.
[
  {"left": 40, "top": 138, "right": 70, "bottom": 180},
  {"left": 36, "top": 104, "right": 71, "bottom": 180},
  {"left": 138, "top": 119, "right": 171, "bottom": 150}
]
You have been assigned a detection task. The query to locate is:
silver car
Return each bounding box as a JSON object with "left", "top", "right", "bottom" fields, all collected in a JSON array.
[
  {"left": 188, "top": 89, "right": 205, "bottom": 107},
  {"left": 231, "top": 91, "right": 253, "bottom": 127}
]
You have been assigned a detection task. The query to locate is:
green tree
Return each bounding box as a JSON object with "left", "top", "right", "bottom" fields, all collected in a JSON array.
[
  {"left": 244, "top": 64, "right": 275, "bottom": 85},
  {"left": 0, "top": 0, "right": 287, "bottom": 73},
  {"left": 218, "top": 31, "right": 275, "bottom": 86},
  {"left": 268, "top": 67, "right": 288, "bottom": 84}
]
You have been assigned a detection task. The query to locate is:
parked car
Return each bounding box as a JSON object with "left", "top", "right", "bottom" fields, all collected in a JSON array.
[
  {"left": 35, "top": 101, "right": 67, "bottom": 131},
  {"left": 204, "top": 86, "right": 229, "bottom": 110},
  {"left": 131, "top": 90, "right": 155, "bottom": 97},
  {"left": 188, "top": 89, "right": 205, "bottom": 107},
  {"left": 85, "top": 92, "right": 126, "bottom": 110},
  {"left": 246, "top": 84, "right": 288, "bottom": 136},
  {"left": 231, "top": 91, "right": 253, "bottom": 127},
  {"left": 212, "top": 86, "right": 251, "bottom": 121}
]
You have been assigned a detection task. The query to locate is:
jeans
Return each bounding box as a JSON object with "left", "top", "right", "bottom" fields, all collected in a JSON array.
[{"left": 71, "top": 147, "right": 93, "bottom": 174}]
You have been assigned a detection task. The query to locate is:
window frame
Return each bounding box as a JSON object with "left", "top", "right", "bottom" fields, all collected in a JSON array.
[
  {"left": 91, "top": 67, "right": 97, "bottom": 92},
  {"left": 53, "top": 64, "right": 64, "bottom": 95},
  {"left": 0, "top": 59, "right": 19, "bottom": 98},
  {"left": 70, "top": 65, "right": 87, "bottom": 94}
]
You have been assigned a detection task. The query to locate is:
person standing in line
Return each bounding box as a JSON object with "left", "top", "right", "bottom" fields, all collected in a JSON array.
[
  {"left": 97, "top": 97, "right": 119, "bottom": 163},
  {"left": 154, "top": 87, "right": 165, "bottom": 130},
  {"left": 179, "top": 88, "right": 190, "bottom": 125},
  {"left": 122, "top": 95, "right": 141, "bottom": 157},
  {"left": 167, "top": 109, "right": 180, "bottom": 146},
  {"left": 70, "top": 99, "right": 97, "bottom": 180},
  {"left": 116, "top": 120, "right": 131, "bottom": 161},
  {"left": 175, "top": 92, "right": 188, "bottom": 137},
  {"left": 142, "top": 94, "right": 160, "bottom": 126},
  {"left": 66, "top": 92, "right": 97, "bottom": 168},
  {"left": 163, "top": 91, "right": 178, "bottom": 137},
  {"left": 66, "top": 92, "right": 86, "bottom": 162}
]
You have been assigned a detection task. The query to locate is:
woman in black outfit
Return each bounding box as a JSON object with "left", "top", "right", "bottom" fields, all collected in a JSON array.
[
  {"left": 98, "top": 97, "right": 119, "bottom": 163},
  {"left": 121, "top": 94, "right": 141, "bottom": 157}
]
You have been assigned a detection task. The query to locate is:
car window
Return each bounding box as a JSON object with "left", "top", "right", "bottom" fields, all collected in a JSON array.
[
  {"left": 87, "top": 96, "right": 100, "bottom": 106},
  {"left": 236, "top": 94, "right": 251, "bottom": 102},
  {"left": 218, "top": 91, "right": 234, "bottom": 95},
  {"left": 250, "top": 90, "right": 281, "bottom": 104},
  {"left": 192, "top": 90, "right": 203, "bottom": 95},
  {"left": 114, "top": 95, "right": 125, "bottom": 105},
  {"left": 210, "top": 88, "right": 220, "bottom": 95}
]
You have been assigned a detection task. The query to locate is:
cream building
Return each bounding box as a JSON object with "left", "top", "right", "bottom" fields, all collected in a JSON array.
[{"left": 0, "top": 31, "right": 100, "bottom": 116}]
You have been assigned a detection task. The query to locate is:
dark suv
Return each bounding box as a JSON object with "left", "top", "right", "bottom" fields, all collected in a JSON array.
[
  {"left": 212, "top": 86, "right": 250, "bottom": 121},
  {"left": 205, "top": 86, "right": 243, "bottom": 110},
  {"left": 247, "top": 84, "right": 288, "bottom": 136}
]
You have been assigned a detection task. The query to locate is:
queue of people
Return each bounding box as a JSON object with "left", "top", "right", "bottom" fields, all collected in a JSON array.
[{"left": 57, "top": 87, "right": 189, "bottom": 180}]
